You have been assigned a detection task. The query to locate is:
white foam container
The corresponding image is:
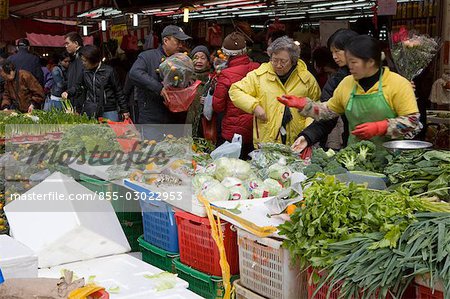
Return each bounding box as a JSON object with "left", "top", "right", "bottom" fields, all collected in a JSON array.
[
  {"left": 0, "top": 235, "right": 38, "bottom": 279},
  {"left": 38, "top": 254, "right": 201, "bottom": 298},
  {"left": 4, "top": 172, "right": 131, "bottom": 268}
]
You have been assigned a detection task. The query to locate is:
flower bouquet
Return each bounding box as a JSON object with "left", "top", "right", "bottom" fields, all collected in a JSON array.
[
  {"left": 390, "top": 27, "right": 440, "bottom": 81},
  {"left": 159, "top": 53, "right": 201, "bottom": 112}
]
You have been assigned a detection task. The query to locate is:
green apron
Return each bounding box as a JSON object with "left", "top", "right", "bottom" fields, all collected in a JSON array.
[{"left": 345, "top": 70, "right": 397, "bottom": 146}]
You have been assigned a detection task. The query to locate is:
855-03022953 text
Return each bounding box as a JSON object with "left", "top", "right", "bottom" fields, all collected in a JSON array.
[{"left": 10, "top": 191, "right": 184, "bottom": 202}]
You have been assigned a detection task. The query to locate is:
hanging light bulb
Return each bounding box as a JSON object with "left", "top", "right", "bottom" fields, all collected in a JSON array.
[
  {"left": 101, "top": 12, "right": 106, "bottom": 32},
  {"left": 133, "top": 13, "right": 139, "bottom": 27},
  {"left": 183, "top": 7, "right": 189, "bottom": 23},
  {"left": 83, "top": 25, "right": 88, "bottom": 36}
]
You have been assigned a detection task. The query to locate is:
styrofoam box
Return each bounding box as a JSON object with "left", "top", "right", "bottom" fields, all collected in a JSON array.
[
  {"left": 0, "top": 235, "right": 38, "bottom": 279},
  {"left": 38, "top": 254, "right": 202, "bottom": 299},
  {"left": 4, "top": 172, "right": 131, "bottom": 268}
]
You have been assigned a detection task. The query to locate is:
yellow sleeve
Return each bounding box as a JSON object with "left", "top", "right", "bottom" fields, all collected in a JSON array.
[
  {"left": 325, "top": 82, "right": 346, "bottom": 115},
  {"left": 390, "top": 77, "right": 419, "bottom": 116},
  {"left": 229, "top": 71, "right": 260, "bottom": 114},
  {"left": 308, "top": 75, "right": 321, "bottom": 102}
]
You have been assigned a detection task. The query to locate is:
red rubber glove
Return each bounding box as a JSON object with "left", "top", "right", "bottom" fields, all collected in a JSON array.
[
  {"left": 351, "top": 120, "right": 388, "bottom": 140},
  {"left": 276, "top": 95, "right": 308, "bottom": 110}
]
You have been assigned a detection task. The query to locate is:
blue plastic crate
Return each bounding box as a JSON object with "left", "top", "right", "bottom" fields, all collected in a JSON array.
[{"left": 124, "top": 180, "right": 179, "bottom": 253}]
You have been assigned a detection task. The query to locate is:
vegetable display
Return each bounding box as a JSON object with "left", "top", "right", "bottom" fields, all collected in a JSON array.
[
  {"left": 278, "top": 175, "right": 450, "bottom": 268},
  {"left": 384, "top": 150, "right": 450, "bottom": 200}
]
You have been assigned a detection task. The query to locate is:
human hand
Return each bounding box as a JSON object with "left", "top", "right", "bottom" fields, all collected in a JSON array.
[
  {"left": 28, "top": 104, "right": 34, "bottom": 113},
  {"left": 351, "top": 120, "right": 388, "bottom": 140},
  {"left": 61, "top": 92, "right": 68, "bottom": 99},
  {"left": 254, "top": 105, "right": 267, "bottom": 122},
  {"left": 291, "top": 136, "right": 308, "bottom": 153},
  {"left": 277, "top": 95, "right": 308, "bottom": 110}
]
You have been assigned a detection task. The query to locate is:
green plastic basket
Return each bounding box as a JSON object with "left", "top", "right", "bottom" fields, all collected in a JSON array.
[
  {"left": 138, "top": 235, "right": 179, "bottom": 273},
  {"left": 173, "top": 258, "right": 239, "bottom": 299},
  {"left": 79, "top": 174, "right": 143, "bottom": 251}
]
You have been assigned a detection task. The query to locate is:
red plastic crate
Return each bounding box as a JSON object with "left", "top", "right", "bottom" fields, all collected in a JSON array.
[
  {"left": 417, "top": 285, "right": 444, "bottom": 299},
  {"left": 307, "top": 268, "right": 417, "bottom": 299},
  {"left": 174, "top": 210, "right": 239, "bottom": 276}
]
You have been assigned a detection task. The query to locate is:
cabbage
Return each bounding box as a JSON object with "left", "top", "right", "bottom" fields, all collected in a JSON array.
[
  {"left": 228, "top": 184, "right": 250, "bottom": 200},
  {"left": 263, "top": 178, "right": 283, "bottom": 196},
  {"left": 200, "top": 181, "right": 230, "bottom": 202},
  {"left": 192, "top": 174, "right": 214, "bottom": 192},
  {"left": 222, "top": 177, "right": 244, "bottom": 188},
  {"left": 214, "top": 157, "right": 252, "bottom": 181},
  {"left": 247, "top": 178, "right": 264, "bottom": 191},
  {"left": 268, "top": 163, "right": 292, "bottom": 183},
  {"left": 251, "top": 187, "right": 270, "bottom": 199}
]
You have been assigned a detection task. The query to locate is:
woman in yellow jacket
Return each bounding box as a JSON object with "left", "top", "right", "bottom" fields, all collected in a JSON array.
[
  {"left": 278, "top": 35, "right": 421, "bottom": 151},
  {"left": 229, "top": 36, "right": 320, "bottom": 146}
]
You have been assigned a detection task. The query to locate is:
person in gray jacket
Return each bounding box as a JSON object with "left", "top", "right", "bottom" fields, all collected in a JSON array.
[
  {"left": 129, "top": 25, "right": 191, "bottom": 126},
  {"left": 7, "top": 38, "right": 44, "bottom": 87}
]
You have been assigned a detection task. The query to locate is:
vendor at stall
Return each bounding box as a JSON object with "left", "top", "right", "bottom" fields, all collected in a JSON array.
[
  {"left": 229, "top": 36, "right": 320, "bottom": 146},
  {"left": 278, "top": 35, "right": 421, "bottom": 151}
]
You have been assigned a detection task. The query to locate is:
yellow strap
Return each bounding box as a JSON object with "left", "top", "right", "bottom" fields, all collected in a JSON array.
[
  {"left": 68, "top": 285, "right": 104, "bottom": 299},
  {"left": 198, "top": 195, "right": 231, "bottom": 299},
  {"left": 210, "top": 206, "right": 277, "bottom": 237}
]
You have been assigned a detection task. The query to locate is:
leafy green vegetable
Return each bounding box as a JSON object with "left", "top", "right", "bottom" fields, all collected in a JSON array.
[
  {"left": 144, "top": 272, "right": 178, "bottom": 292},
  {"left": 108, "top": 286, "right": 120, "bottom": 294},
  {"left": 278, "top": 175, "right": 450, "bottom": 268}
]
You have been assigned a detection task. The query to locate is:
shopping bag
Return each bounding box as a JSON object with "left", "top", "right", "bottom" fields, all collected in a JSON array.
[
  {"left": 210, "top": 133, "right": 242, "bottom": 160},
  {"left": 100, "top": 118, "right": 141, "bottom": 153},
  {"left": 202, "top": 115, "right": 217, "bottom": 144},
  {"left": 163, "top": 80, "right": 201, "bottom": 113}
]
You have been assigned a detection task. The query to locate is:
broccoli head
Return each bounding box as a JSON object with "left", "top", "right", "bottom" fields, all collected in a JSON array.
[
  {"left": 352, "top": 141, "right": 376, "bottom": 162},
  {"left": 323, "top": 160, "right": 347, "bottom": 175},
  {"left": 336, "top": 150, "right": 358, "bottom": 171},
  {"left": 303, "top": 164, "right": 323, "bottom": 178},
  {"left": 311, "top": 148, "right": 330, "bottom": 168}
]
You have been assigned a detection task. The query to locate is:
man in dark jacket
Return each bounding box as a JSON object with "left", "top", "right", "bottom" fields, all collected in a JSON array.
[
  {"left": 61, "top": 32, "right": 84, "bottom": 111},
  {"left": 212, "top": 32, "right": 259, "bottom": 159},
  {"left": 129, "top": 25, "right": 191, "bottom": 127},
  {"left": 7, "top": 38, "right": 44, "bottom": 87}
]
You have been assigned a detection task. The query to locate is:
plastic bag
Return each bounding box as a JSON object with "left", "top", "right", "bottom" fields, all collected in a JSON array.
[
  {"left": 163, "top": 80, "right": 201, "bottom": 113},
  {"left": 210, "top": 134, "right": 242, "bottom": 160},
  {"left": 159, "top": 53, "right": 195, "bottom": 88},
  {"left": 214, "top": 157, "right": 252, "bottom": 181},
  {"left": 203, "top": 92, "right": 214, "bottom": 121},
  {"left": 200, "top": 180, "right": 230, "bottom": 202}
]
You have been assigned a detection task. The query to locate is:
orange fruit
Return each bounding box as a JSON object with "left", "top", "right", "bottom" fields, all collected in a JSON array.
[{"left": 286, "top": 204, "right": 297, "bottom": 215}]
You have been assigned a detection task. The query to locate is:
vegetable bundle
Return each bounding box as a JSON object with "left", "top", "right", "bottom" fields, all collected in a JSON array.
[
  {"left": 384, "top": 150, "right": 450, "bottom": 200},
  {"left": 278, "top": 175, "right": 450, "bottom": 269}
]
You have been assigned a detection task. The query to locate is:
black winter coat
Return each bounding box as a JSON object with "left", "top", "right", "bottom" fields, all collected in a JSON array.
[
  {"left": 129, "top": 46, "right": 185, "bottom": 124},
  {"left": 300, "top": 67, "right": 351, "bottom": 146},
  {"left": 79, "top": 62, "right": 128, "bottom": 115},
  {"left": 7, "top": 49, "right": 44, "bottom": 86},
  {"left": 67, "top": 49, "right": 85, "bottom": 111}
]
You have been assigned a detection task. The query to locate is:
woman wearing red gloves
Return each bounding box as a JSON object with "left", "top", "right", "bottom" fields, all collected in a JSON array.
[{"left": 278, "top": 35, "right": 421, "bottom": 152}]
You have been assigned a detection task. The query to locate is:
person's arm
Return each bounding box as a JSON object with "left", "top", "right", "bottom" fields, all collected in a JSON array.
[
  {"left": 111, "top": 70, "right": 129, "bottom": 114},
  {"left": 26, "top": 73, "right": 45, "bottom": 105},
  {"left": 212, "top": 74, "right": 230, "bottom": 113},
  {"left": 228, "top": 72, "right": 260, "bottom": 114},
  {"left": 386, "top": 113, "right": 422, "bottom": 139},
  {"left": 299, "top": 118, "right": 339, "bottom": 146},
  {"left": 129, "top": 54, "right": 163, "bottom": 94}
]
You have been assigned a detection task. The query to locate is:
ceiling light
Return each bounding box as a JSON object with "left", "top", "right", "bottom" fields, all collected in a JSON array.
[
  {"left": 133, "top": 13, "right": 138, "bottom": 26},
  {"left": 82, "top": 25, "right": 88, "bottom": 36}
]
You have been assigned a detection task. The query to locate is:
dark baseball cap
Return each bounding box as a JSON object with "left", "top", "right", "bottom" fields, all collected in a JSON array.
[
  {"left": 17, "top": 38, "right": 30, "bottom": 47},
  {"left": 161, "top": 25, "right": 192, "bottom": 41}
]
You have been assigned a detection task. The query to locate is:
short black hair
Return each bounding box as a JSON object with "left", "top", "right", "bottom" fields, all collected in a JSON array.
[
  {"left": 327, "top": 29, "right": 359, "bottom": 50},
  {"left": 80, "top": 45, "right": 101, "bottom": 65},
  {"left": 345, "top": 35, "right": 382, "bottom": 67},
  {"left": 312, "top": 47, "right": 338, "bottom": 69},
  {"left": 64, "top": 31, "right": 84, "bottom": 47},
  {"left": 2, "top": 61, "right": 16, "bottom": 74}
]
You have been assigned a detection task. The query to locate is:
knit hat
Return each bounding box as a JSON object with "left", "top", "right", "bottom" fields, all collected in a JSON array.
[
  {"left": 191, "top": 45, "right": 210, "bottom": 60},
  {"left": 222, "top": 32, "right": 247, "bottom": 56}
]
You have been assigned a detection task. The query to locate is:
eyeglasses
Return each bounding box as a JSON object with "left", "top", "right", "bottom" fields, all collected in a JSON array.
[{"left": 270, "top": 58, "right": 290, "bottom": 67}]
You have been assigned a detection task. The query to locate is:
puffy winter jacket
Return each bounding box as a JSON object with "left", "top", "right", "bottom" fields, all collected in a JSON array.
[
  {"left": 1, "top": 70, "right": 44, "bottom": 112},
  {"left": 79, "top": 62, "right": 128, "bottom": 115},
  {"left": 229, "top": 60, "right": 321, "bottom": 146},
  {"left": 212, "top": 55, "right": 259, "bottom": 143}
]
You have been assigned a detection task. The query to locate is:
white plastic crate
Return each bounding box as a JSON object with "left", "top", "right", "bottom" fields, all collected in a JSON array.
[
  {"left": 234, "top": 279, "right": 267, "bottom": 299},
  {"left": 0, "top": 235, "right": 38, "bottom": 279},
  {"left": 237, "top": 228, "right": 307, "bottom": 299}
]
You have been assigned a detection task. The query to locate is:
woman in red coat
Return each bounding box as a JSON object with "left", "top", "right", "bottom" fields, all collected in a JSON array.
[{"left": 212, "top": 32, "right": 259, "bottom": 159}]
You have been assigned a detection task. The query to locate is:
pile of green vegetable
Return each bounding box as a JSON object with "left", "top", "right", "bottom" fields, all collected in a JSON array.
[
  {"left": 278, "top": 175, "right": 450, "bottom": 269},
  {"left": 303, "top": 141, "right": 387, "bottom": 177},
  {"left": 314, "top": 213, "right": 450, "bottom": 299},
  {"left": 384, "top": 150, "right": 450, "bottom": 200}
]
